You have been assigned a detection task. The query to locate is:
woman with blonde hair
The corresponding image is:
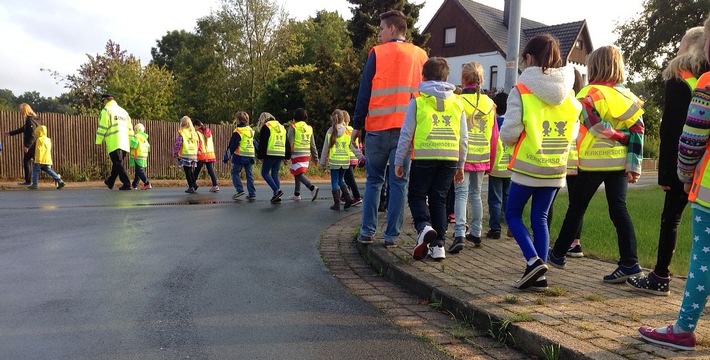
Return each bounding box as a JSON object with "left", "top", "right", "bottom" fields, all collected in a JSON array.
[
  {"left": 3, "top": 103, "right": 40, "bottom": 185},
  {"left": 173, "top": 116, "right": 200, "bottom": 193}
]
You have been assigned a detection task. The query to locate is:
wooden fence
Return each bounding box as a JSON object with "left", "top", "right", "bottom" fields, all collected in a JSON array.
[{"left": 0, "top": 111, "right": 237, "bottom": 180}]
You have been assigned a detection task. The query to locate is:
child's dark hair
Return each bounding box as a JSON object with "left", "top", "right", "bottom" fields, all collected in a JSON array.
[
  {"left": 192, "top": 119, "right": 203, "bottom": 127},
  {"left": 422, "top": 57, "right": 450, "bottom": 82},
  {"left": 294, "top": 108, "right": 308, "bottom": 121},
  {"left": 521, "top": 34, "right": 562, "bottom": 73},
  {"left": 493, "top": 92, "right": 508, "bottom": 115}
]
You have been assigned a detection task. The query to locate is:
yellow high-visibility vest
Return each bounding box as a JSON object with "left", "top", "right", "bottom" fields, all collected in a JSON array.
[
  {"left": 291, "top": 121, "right": 313, "bottom": 157},
  {"left": 411, "top": 94, "right": 464, "bottom": 161},
  {"left": 327, "top": 129, "right": 351, "bottom": 167},
  {"left": 235, "top": 126, "right": 255, "bottom": 158},
  {"left": 461, "top": 93, "right": 495, "bottom": 164},
  {"left": 179, "top": 128, "right": 198, "bottom": 159},
  {"left": 265, "top": 120, "right": 286, "bottom": 157}
]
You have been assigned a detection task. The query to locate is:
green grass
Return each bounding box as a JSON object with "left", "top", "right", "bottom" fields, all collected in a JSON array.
[{"left": 543, "top": 186, "right": 692, "bottom": 276}]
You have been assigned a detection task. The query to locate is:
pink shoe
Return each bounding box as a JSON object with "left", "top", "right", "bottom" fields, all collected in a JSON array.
[
  {"left": 141, "top": 184, "right": 152, "bottom": 190},
  {"left": 638, "top": 325, "right": 695, "bottom": 351}
]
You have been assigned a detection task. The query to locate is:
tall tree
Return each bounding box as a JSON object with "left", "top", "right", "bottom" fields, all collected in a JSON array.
[{"left": 346, "top": 0, "right": 428, "bottom": 52}]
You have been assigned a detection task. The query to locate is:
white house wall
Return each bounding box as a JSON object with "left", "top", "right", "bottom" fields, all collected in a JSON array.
[{"left": 444, "top": 51, "right": 507, "bottom": 92}]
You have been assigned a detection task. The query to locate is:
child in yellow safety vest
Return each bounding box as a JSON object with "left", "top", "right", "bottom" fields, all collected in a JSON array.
[
  {"left": 394, "top": 57, "right": 468, "bottom": 261},
  {"left": 342, "top": 111, "right": 363, "bottom": 205},
  {"left": 549, "top": 45, "right": 645, "bottom": 284},
  {"left": 486, "top": 92, "right": 511, "bottom": 239},
  {"left": 257, "top": 112, "right": 291, "bottom": 204},
  {"left": 500, "top": 34, "right": 582, "bottom": 291},
  {"left": 320, "top": 109, "right": 363, "bottom": 211},
  {"left": 173, "top": 116, "right": 200, "bottom": 193},
  {"left": 27, "top": 125, "right": 65, "bottom": 190},
  {"left": 129, "top": 123, "right": 151, "bottom": 190},
  {"left": 193, "top": 119, "right": 219, "bottom": 193},
  {"left": 287, "top": 108, "right": 320, "bottom": 201},
  {"left": 224, "top": 111, "right": 257, "bottom": 201}
]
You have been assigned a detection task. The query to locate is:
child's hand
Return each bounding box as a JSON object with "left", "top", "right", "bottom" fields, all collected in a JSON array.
[
  {"left": 394, "top": 165, "right": 404, "bottom": 178},
  {"left": 454, "top": 168, "right": 464, "bottom": 184}
]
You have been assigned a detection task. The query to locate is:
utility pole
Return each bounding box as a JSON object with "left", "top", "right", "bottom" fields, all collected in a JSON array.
[{"left": 503, "top": 0, "right": 522, "bottom": 93}]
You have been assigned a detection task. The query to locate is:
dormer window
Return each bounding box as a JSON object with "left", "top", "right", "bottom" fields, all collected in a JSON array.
[
  {"left": 445, "top": 27, "right": 456, "bottom": 45},
  {"left": 576, "top": 40, "right": 583, "bottom": 49}
]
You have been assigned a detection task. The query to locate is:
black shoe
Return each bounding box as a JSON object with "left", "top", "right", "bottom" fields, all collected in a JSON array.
[
  {"left": 118, "top": 185, "right": 133, "bottom": 191},
  {"left": 270, "top": 192, "right": 283, "bottom": 204},
  {"left": 448, "top": 236, "right": 465, "bottom": 254},
  {"left": 548, "top": 249, "right": 567, "bottom": 269},
  {"left": 465, "top": 234, "right": 481, "bottom": 247},
  {"left": 357, "top": 235, "right": 374, "bottom": 245},
  {"left": 627, "top": 272, "right": 670, "bottom": 296},
  {"left": 185, "top": 187, "right": 195, "bottom": 193},
  {"left": 529, "top": 278, "right": 549, "bottom": 292},
  {"left": 104, "top": 179, "right": 114, "bottom": 189},
  {"left": 514, "top": 259, "right": 548, "bottom": 289},
  {"left": 486, "top": 229, "right": 501, "bottom": 239},
  {"left": 567, "top": 244, "right": 584, "bottom": 258}
]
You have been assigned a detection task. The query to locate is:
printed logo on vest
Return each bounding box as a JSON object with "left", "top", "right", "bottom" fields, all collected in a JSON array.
[
  {"left": 425, "top": 114, "right": 457, "bottom": 141},
  {"left": 537, "top": 120, "right": 569, "bottom": 155}
]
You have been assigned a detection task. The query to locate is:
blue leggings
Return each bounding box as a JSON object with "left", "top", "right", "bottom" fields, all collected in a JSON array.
[
  {"left": 330, "top": 168, "right": 346, "bottom": 190},
  {"left": 676, "top": 206, "right": 710, "bottom": 331},
  {"left": 505, "top": 182, "right": 557, "bottom": 262}
]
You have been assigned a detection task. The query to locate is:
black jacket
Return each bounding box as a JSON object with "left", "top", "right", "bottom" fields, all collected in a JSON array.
[
  {"left": 9, "top": 116, "right": 40, "bottom": 148},
  {"left": 658, "top": 78, "right": 693, "bottom": 187},
  {"left": 257, "top": 123, "right": 292, "bottom": 160}
]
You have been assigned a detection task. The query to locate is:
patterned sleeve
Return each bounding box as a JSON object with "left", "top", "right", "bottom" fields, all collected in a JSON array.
[{"left": 678, "top": 85, "right": 710, "bottom": 183}]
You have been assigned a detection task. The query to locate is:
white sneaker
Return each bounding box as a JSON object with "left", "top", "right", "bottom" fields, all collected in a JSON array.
[
  {"left": 428, "top": 245, "right": 446, "bottom": 260},
  {"left": 289, "top": 195, "right": 302, "bottom": 201},
  {"left": 413, "top": 225, "right": 437, "bottom": 260}
]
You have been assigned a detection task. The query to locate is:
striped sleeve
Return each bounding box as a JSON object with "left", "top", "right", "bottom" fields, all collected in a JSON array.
[{"left": 678, "top": 86, "right": 710, "bottom": 183}]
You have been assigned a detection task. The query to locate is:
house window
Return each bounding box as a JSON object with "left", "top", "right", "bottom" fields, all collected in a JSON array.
[
  {"left": 576, "top": 40, "right": 583, "bottom": 49},
  {"left": 490, "top": 66, "right": 498, "bottom": 90},
  {"left": 444, "top": 27, "right": 456, "bottom": 45}
]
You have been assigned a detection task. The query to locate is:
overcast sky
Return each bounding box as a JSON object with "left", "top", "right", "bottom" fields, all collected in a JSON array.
[{"left": 0, "top": 0, "right": 644, "bottom": 99}]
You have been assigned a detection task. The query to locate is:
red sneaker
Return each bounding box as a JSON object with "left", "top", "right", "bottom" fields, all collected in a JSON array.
[
  {"left": 638, "top": 325, "right": 695, "bottom": 351},
  {"left": 448, "top": 213, "right": 455, "bottom": 223}
]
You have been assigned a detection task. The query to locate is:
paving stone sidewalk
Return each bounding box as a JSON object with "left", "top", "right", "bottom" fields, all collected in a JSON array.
[{"left": 328, "top": 209, "right": 710, "bottom": 359}]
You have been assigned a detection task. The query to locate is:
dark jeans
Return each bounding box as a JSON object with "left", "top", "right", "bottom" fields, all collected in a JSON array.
[
  {"left": 132, "top": 166, "right": 149, "bottom": 187},
  {"left": 22, "top": 144, "right": 36, "bottom": 183},
  {"left": 261, "top": 156, "right": 282, "bottom": 194},
  {"left": 106, "top": 149, "right": 130, "bottom": 187},
  {"left": 344, "top": 165, "right": 361, "bottom": 198},
  {"left": 548, "top": 175, "right": 582, "bottom": 239},
  {"left": 552, "top": 170, "right": 638, "bottom": 266},
  {"left": 446, "top": 181, "right": 455, "bottom": 215},
  {"left": 654, "top": 181, "right": 689, "bottom": 277},
  {"left": 194, "top": 162, "right": 218, "bottom": 186},
  {"left": 294, "top": 173, "right": 314, "bottom": 195},
  {"left": 183, "top": 166, "right": 197, "bottom": 189},
  {"left": 487, "top": 176, "right": 511, "bottom": 231},
  {"left": 407, "top": 160, "right": 457, "bottom": 247}
]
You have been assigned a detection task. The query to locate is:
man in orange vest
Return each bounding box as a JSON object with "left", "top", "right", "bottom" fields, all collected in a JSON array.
[{"left": 351, "top": 9, "right": 428, "bottom": 247}]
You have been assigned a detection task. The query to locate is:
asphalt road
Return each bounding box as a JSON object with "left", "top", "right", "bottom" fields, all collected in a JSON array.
[{"left": 0, "top": 186, "right": 449, "bottom": 360}]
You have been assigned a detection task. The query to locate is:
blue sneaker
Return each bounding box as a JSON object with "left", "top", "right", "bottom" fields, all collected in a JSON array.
[
  {"left": 548, "top": 249, "right": 566, "bottom": 269},
  {"left": 603, "top": 263, "right": 643, "bottom": 284}
]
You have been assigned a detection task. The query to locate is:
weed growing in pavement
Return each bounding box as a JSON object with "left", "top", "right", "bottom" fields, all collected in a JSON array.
[
  {"left": 541, "top": 343, "right": 560, "bottom": 360},
  {"left": 579, "top": 323, "right": 592, "bottom": 332},
  {"left": 507, "top": 312, "right": 533, "bottom": 323},
  {"left": 415, "top": 331, "right": 452, "bottom": 357},
  {"left": 486, "top": 314, "right": 516, "bottom": 345},
  {"left": 585, "top": 294, "right": 607, "bottom": 302},
  {"left": 429, "top": 296, "right": 444, "bottom": 311},
  {"left": 543, "top": 287, "right": 567, "bottom": 297},
  {"left": 629, "top": 311, "right": 642, "bottom": 322},
  {"left": 502, "top": 295, "right": 520, "bottom": 304},
  {"left": 535, "top": 297, "right": 547, "bottom": 305}
]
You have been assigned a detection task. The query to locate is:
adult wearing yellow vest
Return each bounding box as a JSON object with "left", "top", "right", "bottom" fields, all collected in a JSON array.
[
  {"left": 394, "top": 57, "right": 467, "bottom": 260},
  {"left": 549, "top": 45, "right": 645, "bottom": 285},
  {"left": 351, "top": 10, "right": 428, "bottom": 246},
  {"left": 500, "top": 34, "right": 582, "bottom": 291},
  {"left": 287, "top": 108, "right": 320, "bottom": 201},
  {"left": 193, "top": 119, "right": 220, "bottom": 193},
  {"left": 96, "top": 94, "right": 133, "bottom": 190},
  {"left": 224, "top": 111, "right": 257, "bottom": 201},
  {"left": 629, "top": 26, "right": 710, "bottom": 296},
  {"left": 638, "top": 15, "right": 710, "bottom": 350},
  {"left": 257, "top": 112, "right": 291, "bottom": 203}
]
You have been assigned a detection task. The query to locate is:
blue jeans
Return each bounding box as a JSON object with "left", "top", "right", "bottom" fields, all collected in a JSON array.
[
  {"left": 261, "top": 157, "right": 282, "bottom": 194},
  {"left": 32, "top": 164, "right": 61, "bottom": 184},
  {"left": 330, "top": 168, "right": 347, "bottom": 190},
  {"left": 132, "top": 166, "right": 149, "bottom": 188},
  {"left": 232, "top": 162, "right": 256, "bottom": 196},
  {"left": 487, "top": 176, "right": 511, "bottom": 231},
  {"left": 454, "top": 171, "right": 484, "bottom": 237},
  {"left": 360, "top": 130, "right": 410, "bottom": 243},
  {"left": 194, "top": 162, "right": 218, "bottom": 186},
  {"left": 551, "top": 170, "right": 638, "bottom": 266},
  {"left": 505, "top": 182, "right": 557, "bottom": 262},
  {"left": 408, "top": 160, "right": 457, "bottom": 247}
]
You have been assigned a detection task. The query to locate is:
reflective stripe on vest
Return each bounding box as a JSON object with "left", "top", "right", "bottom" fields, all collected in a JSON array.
[
  {"left": 680, "top": 70, "right": 699, "bottom": 92},
  {"left": 179, "top": 128, "right": 198, "bottom": 159},
  {"left": 576, "top": 84, "right": 644, "bottom": 171},
  {"left": 292, "top": 121, "right": 313, "bottom": 157},
  {"left": 461, "top": 93, "right": 495, "bottom": 164},
  {"left": 685, "top": 72, "right": 710, "bottom": 206},
  {"left": 96, "top": 100, "right": 132, "bottom": 153},
  {"left": 266, "top": 120, "right": 286, "bottom": 157},
  {"left": 365, "top": 42, "right": 428, "bottom": 132},
  {"left": 411, "top": 94, "right": 463, "bottom": 161},
  {"left": 346, "top": 125, "right": 359, "bottom": 163},
  {"left": 235, "top": 126, "right": 255, "bottom": 158},
  {"left": 327, "top": 130, "right": 351, "bottom": 167},
  {"left": 490, "top": 138, "right": 512, "bottom": 178},
  {"left": 196, "top": 130, "right": 216, "bottom": 161},
  {"left": 567, "top": 147, "right": 579, "bottom": 175},
  {"left": 508, "top": 84, "right": 582, "bottom": 179}
]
